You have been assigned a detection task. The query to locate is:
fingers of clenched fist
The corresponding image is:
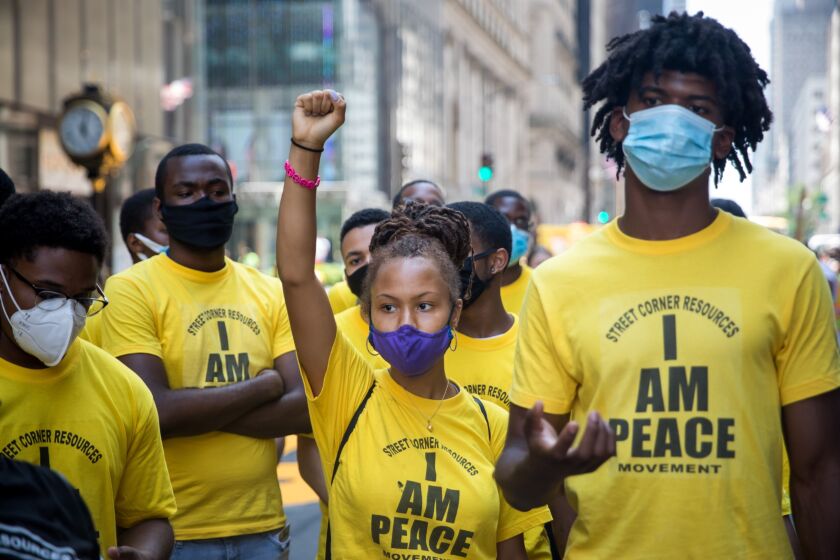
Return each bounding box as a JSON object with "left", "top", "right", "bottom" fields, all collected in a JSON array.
[{"left": 292, "top": 89, "right": 346, "bottom": 148}]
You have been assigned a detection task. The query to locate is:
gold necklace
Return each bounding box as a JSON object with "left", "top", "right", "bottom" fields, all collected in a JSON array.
[{"left": 404, "top": 381, "right": 452, "bottom": 432}]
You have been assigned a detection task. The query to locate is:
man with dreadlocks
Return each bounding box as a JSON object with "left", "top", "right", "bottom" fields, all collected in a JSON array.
[{"left": 496, "top": 11, "right": 840, "bottom": 559}]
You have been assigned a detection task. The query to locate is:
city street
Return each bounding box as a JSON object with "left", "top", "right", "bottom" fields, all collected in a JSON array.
[{"left": 278, "top": 437, "right": 321, "bottom": 560}]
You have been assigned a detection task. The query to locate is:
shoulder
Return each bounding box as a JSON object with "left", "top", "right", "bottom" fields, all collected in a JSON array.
[
  {"left": 77, "top": 341, "right": 156, "bottom": 405},
  {"left": 730, "top": 217, "right": 814, "bottom": 261},
  {"left": 335, "top": 305, "right": 361, "bottom": 327},
  {"left": 106, "top": 257, "right": 164, "bottom": 293},
  {"left": 229, "top": 260, "right": 285, "bottom": 291}
]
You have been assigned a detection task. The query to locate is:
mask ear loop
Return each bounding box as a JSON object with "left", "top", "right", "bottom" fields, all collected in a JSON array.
[
  {"left": 366, "top": 313, "right": 381, "bottom": 357},
  {"left": 0, "top": 265, "right": 23, "bottom": 316},
  {"left": 449, "top": 328, "right": 458, "bottom": 352}
]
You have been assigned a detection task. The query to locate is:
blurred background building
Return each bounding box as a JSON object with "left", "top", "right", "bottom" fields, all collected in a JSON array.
[{"left": 4, "top": 0, "right": 840, "bottom": 272}]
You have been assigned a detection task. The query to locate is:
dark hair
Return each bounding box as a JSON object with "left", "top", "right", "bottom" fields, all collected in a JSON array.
[
  {"left": 485, "top": 189, "right": 530, "bottom": 212},
  {"left": 154, "top": 143, "right": 233, "bottom": 197},
  {"left": 392, "top": 179, "right": 444, "bottom": 208},
  {"left": 0, "top": 168, "right": 14, "bottom": 207},
  {"left": 119, "top": 189, "right": 157, "bottom": 243},
  {"left": 447, "top": 201, "right": 512, "bottom": 256},
  {"left": 582, "top": 12, "right": 772, "bottom": 185},
  {"left": 340, "top": 208, "right": 391, "bottom": 243},
  {"left": 361, "top": 201, "right": 471, "bottom": 313},
  {"left": 0, "top": 191, "right": 108, "bottom": 264},
  {"left": 710, "top": 198, "right": 747, "bottom": 218}
]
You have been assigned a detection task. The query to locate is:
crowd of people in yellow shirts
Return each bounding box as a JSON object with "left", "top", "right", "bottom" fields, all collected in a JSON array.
[{"left": 2, "top": 11, "right": 840, "bottom": 560}]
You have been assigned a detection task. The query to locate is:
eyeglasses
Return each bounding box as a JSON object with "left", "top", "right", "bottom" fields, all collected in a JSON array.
[{"left": 6, "top": 266, "right": 109, "bottom": 317}]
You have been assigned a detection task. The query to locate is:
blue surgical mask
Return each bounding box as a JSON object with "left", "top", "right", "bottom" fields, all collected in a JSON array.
[
  {"left": 509, "top": 225, "right": 529, "bottom": 268},
  {"left": 622, "top": 104, "right": 724, "bottom": 192}
]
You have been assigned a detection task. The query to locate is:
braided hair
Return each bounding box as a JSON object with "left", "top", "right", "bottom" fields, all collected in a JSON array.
[
  {"left": 582, "top": 11, "right": 773, "bottom": 184},
  {"left": 360, "top": 201, "right": 471, "bottom": 314}
]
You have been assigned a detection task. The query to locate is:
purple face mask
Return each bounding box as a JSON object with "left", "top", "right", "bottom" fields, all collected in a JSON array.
[{"left": 368, "top": 320, "right": 453, "bottom": 377}]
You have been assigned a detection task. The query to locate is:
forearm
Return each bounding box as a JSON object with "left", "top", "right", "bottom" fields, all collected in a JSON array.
[
  {"left": 276, "top": 145, "right": 321, "bottom": 286},
  {"left": 791, "top": 464, "right": 840, "bottom": 558},
  {"left": 116, "top": 519, "right": 173, "bottom": 560},
  {"left": 157, "top": 380, "right": 275, "bottom": 438},
  {"left": 222, "top": 389, "right": 311, "bottom": 438},
  {"left": 495, "top": 444, "right": 565, "bottom": 511},
  {"left": 549, "top": 490, "right": 576, "bottom": 554},
  {"left": 298, "top": 436, "right": 329, "bottom": 504}
]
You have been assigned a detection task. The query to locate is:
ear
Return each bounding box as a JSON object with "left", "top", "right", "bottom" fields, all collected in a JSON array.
[
  {"left": 609, "top": 107, "right": 630, "bottom": 144},
  {"left": 125, "top": 234, "right": 146, "bottom": 261},
  {"left": 450, "top": 299, "right": 463, "bottom": 330},
  {"left": 489, "top": 248, "right": 509, "bottom": 275},
  {"left": 153, "top": 196, "right": 163, "bottom": 222},
  {"left": 713, "top": 126, "right": 736, "bottom": 161}
]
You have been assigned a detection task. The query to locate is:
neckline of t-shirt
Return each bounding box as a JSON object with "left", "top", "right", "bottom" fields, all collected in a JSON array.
[
  {"left": 161, "top": 254, "right": 232, "bottom": 283},
  {"left": 380, "top": 369, "right": 469, "bottom": 414},
  {"left": 455, "top": 315, "right": 518, "bottom": 350},
  {"left": 0, "top": 340, "right": 80, "bottom": 383},
  {"left": 606, "top": 209, "right": 731, "bottom": 255}
]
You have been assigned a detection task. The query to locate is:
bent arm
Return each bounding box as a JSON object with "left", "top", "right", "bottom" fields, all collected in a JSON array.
[
  {"left": 119, "top": 353, "right": 283, "bottom": 439},
  {"left": 223, "top": 352, "right": 312, "bottom": 438},
  {"left": 111, "top": 518, "right": 173, "bottom": 560},
  {"left": 783, "top": 387, "right": 840, "bottom": 559},
  {"left": 276, "top": 91, "right": 345, "bottom": 395},
  {"left": 495, "top": 404, "right": 569, "bottom": 510}
]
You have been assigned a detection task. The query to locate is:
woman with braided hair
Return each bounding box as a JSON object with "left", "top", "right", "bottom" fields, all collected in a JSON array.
[{"left": 276, "top": 89, "right": 550, "bottom": 559}]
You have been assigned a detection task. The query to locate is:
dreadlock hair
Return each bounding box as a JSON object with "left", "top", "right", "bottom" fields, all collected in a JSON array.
[
  {"left": 582, "top": 11, "right": 772, "bottom": 185},
  {"left": 360, "top": 201, "right": 471, "bottom": 315}
]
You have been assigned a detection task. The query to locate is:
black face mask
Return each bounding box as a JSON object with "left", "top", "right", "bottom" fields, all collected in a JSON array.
[
  {"left": 346, "top": 263, "right": 368, "bottom": 300},
  {"left": 161, "top": 198, "right": 238, "bottom": 249},
  {"left": 459, "top": 248, "right": 496, "bottom": 309}
]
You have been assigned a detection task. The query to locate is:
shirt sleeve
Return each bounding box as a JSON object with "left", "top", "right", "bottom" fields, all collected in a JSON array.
[
  {"left": 270, "top": 279, "right": 297, "bottom": 358},
  {"left": 114, "top": 371, "right": 177, "bottom": 527},
  {"left": 101, "top": 276, "right": 162, "bottom": 359},
  {"left": 486, "top": 403, "right": 553, "bottom": 541},
  {"left": 776, "top": 258, "right": 840, "bottom": 406},
  {"left": 300, "top": 330, "right": 376, "bottom": 477},
  {"left": 510, "top": 271, "right": 579, "bottom": 415}
]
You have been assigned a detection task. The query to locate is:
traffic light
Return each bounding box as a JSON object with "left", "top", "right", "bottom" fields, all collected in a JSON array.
[
  {"left": 597, "top": 210, "right": 610, "bottom": 224},
  {"left": 478, "top": 153, "right": 494, "bottom": 182}
]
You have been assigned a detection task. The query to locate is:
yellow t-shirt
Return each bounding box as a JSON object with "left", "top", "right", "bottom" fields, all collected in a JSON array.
[
  {"left": 101, "top": 254, "right": 296, "bottom": 540},
  {"left": 446, "top": 315, "right": 518, "bottom": 410},
  {"left": 501, "top": 265, "right": 533, "bottom": 314},
  {"left": 446, "top": 315, "right": 553, "bottom": 559},
  {"left": 335, "top": 305, "right": 389, "bottom": 369},
  {"left": 328, "top": 280, "right": 357, "bottom": 314},
  {"left": 304, "top": 331, "right": 551, "bottom": 559},
  {"left": 0, "top": 340, "right": 176, "bottom": 557},
  {"left": 511, "top": 211, "right": 840, "bottom": 559}
]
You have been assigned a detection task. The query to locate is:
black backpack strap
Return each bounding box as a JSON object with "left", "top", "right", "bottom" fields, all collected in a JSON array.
[
  {"left": 325, "top": 381, "right": 376, "bottom": 558},
  {"left": 472, "top": 396, "right": 491, "bottom": 442}
]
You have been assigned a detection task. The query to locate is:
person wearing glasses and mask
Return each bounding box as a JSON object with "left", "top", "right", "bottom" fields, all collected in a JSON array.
[
  {"left": 0, "top": 191, "right": 176, "bottom": 560},
  {"left": 485, "top": 190, "right": 534, "bottom": 314}
]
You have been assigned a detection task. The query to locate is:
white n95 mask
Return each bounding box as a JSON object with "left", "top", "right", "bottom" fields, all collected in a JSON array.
[{"left": 0, "top": 266, "right": 86, "bottom": 367}]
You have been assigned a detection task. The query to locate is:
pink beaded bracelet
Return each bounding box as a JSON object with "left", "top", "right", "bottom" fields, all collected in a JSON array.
[{"left": 284, "top": 160, "right": 321, "bottom": 190}]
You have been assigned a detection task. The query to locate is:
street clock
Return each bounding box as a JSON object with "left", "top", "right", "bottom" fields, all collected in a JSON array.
[
  {"left": 59, "top": 100, "right": 109, "bottom": 159},
  {"left": 58, "top": 85, "right": 136, "bottom": 178}
]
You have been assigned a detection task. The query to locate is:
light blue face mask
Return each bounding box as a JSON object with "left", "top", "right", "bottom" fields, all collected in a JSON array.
[
  {"left": 622, "top": 104, "right": 724, "bottom": 192},
  {"left": 508, "top": 225, "right": 530, "bottom": 268}
]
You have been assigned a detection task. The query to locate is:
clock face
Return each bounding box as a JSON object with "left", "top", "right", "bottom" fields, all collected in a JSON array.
[
  {"left": 108, "top": 101, "right": 136, "bottom": 163},
  {"left": 59, "top": 103, "right": 107, "bottom": 158}
]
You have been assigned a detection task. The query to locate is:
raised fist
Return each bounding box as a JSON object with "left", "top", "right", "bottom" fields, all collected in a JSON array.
[{"left": 292, "top": 89, "right": 346, "bottom": 150}]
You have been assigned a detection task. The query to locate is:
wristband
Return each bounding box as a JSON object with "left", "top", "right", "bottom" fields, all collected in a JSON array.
[
  {"left": 290, "top": 138, "right": 325, "bottom": 153},
  {"left": 285, "top": 160, "right": 321, "bottom": 190}
]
